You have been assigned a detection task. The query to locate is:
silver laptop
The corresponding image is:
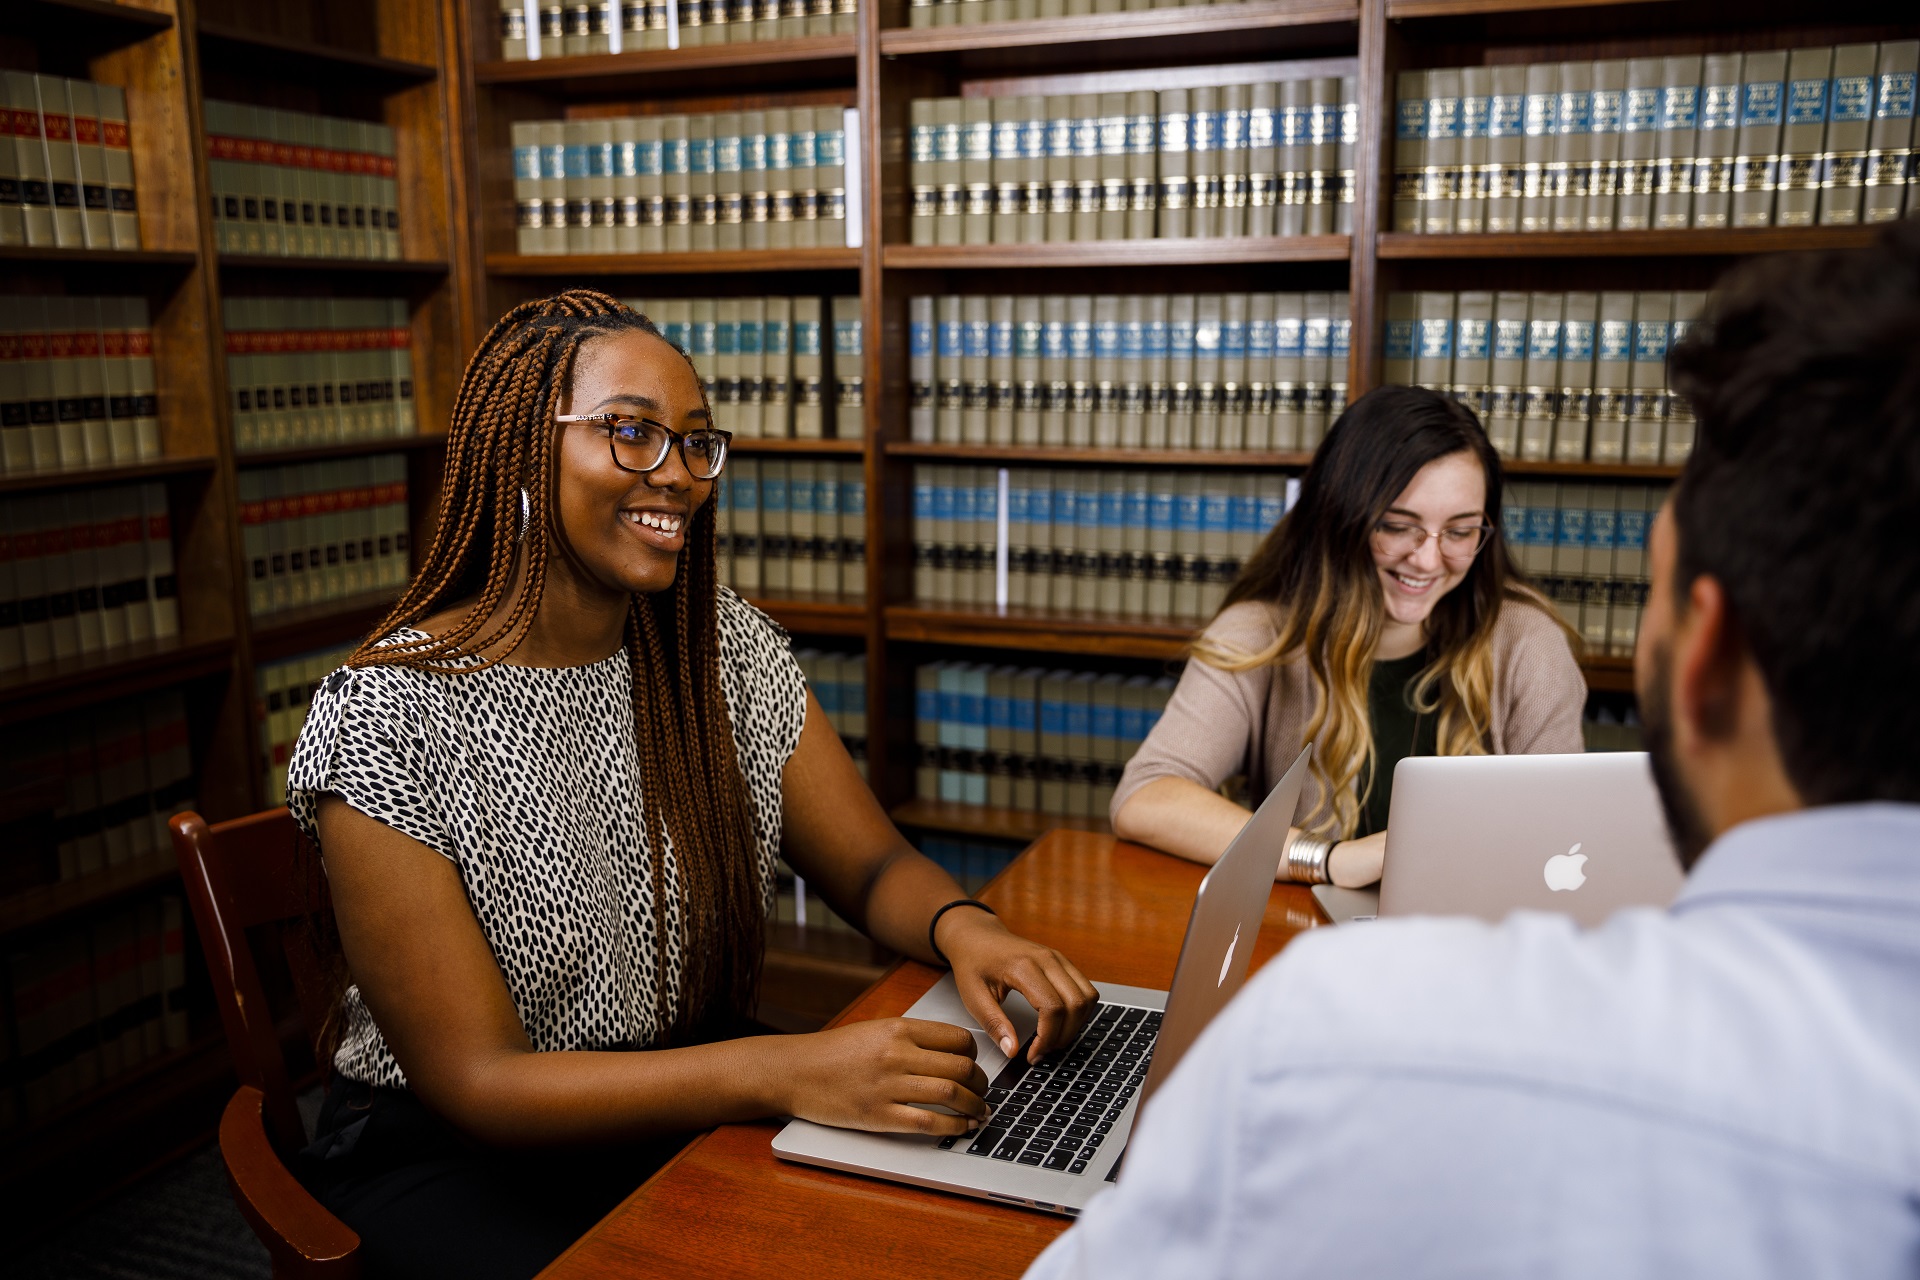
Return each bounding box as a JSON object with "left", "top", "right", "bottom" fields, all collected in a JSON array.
[
  {"left": 1315, "top": 752, "right": 1682, "bottom": 927},
  {"left": 772, "top": 746, "right": 1313, "bottom": 1217}
]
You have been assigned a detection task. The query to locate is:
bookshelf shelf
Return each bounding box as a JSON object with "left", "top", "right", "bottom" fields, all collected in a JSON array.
[
  {"left": 878, "top": 1, "right": 1360, "bottom": 62},
  {"left": 218, "top": 255, "right": 452, "bottom": 278},
  {"left": 0, "top": 456, "right": 219, "bottom": 495},
  {"left": 0, "top": 852, "right": 181, "bottom": 941},
  {"left": 731, "top": 437, "right": 866, "bottom": 456},
  {"left": 235, "top": 435, "right": 447, "bottom": 467},
  {"left": 766, "top": 921, "right": 889, "bottom": 969},
  {"left": 1, "top": 0, "right": 172, "bottom": 46},
  {"left": 1580, "top": 654, "right": 1636, "bottom": 694},
  {"left": 1377, "top": 228, "right": 1882, "bottom": 260},
  {"left": 486, "top": 249, "right": 862, "bottom": 277},
  {"left": 886, "top": 443, "right": 1315, "bottom": 468},
  {"left": 884, "top": 237, "right": 1351, "bottom": 269},
  {"left": 1384, "top": 0, "right": 1674, "bottom": 17},
  {"left": 890, "top": 798, "right": 1107, "bottom": 845},
  {"left": 762, "top": 924, "right": 890, "bottom": 1031},
  {"left": 250, "top": 590, "right": 403, "bottom": 664},
  {"left": 472, "top": 34, "right": 858, "bottom": 94},
  {"left": 0, "top": 636, "right": 235, "bottom": 723},
  {"left": 0, "top": 246, "right": 197, "bottom": 268},
  {"left": 886, "top": 604, "right": 1193, "bottom": 661},
  {"left": 1501, "top": 459, "right": 1683, "bottom": 480},
  {"left": 194, "top": 20, "right": 441, "bottom": 86},
  {"left": 746, "top": 594, "right": 868, "bottom": 637}
]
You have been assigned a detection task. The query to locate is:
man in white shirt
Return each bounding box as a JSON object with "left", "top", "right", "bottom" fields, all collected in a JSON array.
[{"left": 1025, "top": 221, "right": 1920, "bottom": 1279}]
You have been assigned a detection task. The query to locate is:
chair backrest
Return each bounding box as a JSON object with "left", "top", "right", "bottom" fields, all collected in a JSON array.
[{"left": 171, "top": 808, "right": 341, "bottom": 1155}]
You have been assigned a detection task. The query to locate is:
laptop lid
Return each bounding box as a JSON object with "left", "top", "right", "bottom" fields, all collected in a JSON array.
[
  {"left": 1138, "top": 745, "right": 1311, "bottom": 1107},
  {"left": 1378, "top": 752, "right": 1684, "bottom": 928}
]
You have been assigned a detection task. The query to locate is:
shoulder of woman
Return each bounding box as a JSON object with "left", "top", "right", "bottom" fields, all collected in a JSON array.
[
  {"left": 1490, "top": 595, "right": 1583, "bottom": 679},
  {"left": 715, "top": 585, "right": 793, "bottom": 660},
  {"left": 1199, "top": 599, "right": 1286, "bottom": 659}
]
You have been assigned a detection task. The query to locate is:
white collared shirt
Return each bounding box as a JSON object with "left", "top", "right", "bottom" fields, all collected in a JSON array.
[{"left": 1025, "top": 804, "right": 1920, "bottom": 1280}]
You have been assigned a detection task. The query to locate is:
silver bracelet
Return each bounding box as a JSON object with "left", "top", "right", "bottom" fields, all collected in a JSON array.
[{"left": 1284, "top": 834, "right": 1336, "bottom": 885}]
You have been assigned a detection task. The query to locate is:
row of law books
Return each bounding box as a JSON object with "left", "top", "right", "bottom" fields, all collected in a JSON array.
[
  {"left": 224, "top": 298, "right": 416, "bottom": 454},
  {"left": 915, "top": 661, "right": 1175, "bottom": 822},
  {"left": 498, "top": 0, "right": 856, "bottom": 60},
  {"left": 910, "top": 292, "right": 1351, "bottom": 451},
  {"left": 0, "top": 295, "right": 161, "bottom": 476},
  {"left": 794, "top": 646, "right": 867, "bottom": 775},
  {"left": 1392, "top": 41, "right": 1919, "bottom": 236},
  {"left": 0, "top": 891, "right": 192, "bottom": 1132},
  {"left": 0, "top": 485, "right": 179, "bottom": 674},
  {"left": 0, "top": 72, "right": 140, "bottom": 251},
  {"left": 1, "top": 692, "right": 194, "bottom": 891},
  {"left": 909, "top": 80, "right": 1356, "bottom": 246},
  {"left": 1383, "top": 290, "right": 1706, "bottom": 467},
  {"left": 1583, "top": 703, "right": 1644, "bottom": 753},
  {"left": 203, "top": 101, "right": 402, "bottom": 261},
  {"left": 623, "top": 295, "right": 860, "bottom": 438},
  {"left": 510, "top": 108, "right": 856, "bottom": 255},
  {"left": 716, "top": 458, "right": 865, "bottom": 601},
  {"left": 908, "top": 0, "right": 1219, "bottom": 26},
  {"left": 1505, "top": 480, "right": 1668, "bottom": 658},
  {"left": 236, "top": 458, "right": 412, "bottom": 619},
  {"left": 912, "top": 465, "right": 1296, "bottom": 624},
  {"left": 257, "top": 643, "right": 354, "bottom": 807}
]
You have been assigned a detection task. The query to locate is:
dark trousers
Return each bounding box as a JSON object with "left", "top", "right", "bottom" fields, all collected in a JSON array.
[{"left": 297, "top": 1076, "right": 692, "bottom": 1280}]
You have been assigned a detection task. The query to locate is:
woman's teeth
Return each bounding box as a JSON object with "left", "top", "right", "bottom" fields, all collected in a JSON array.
[
  {"left": 1392, "top": 571, "right": 1436, "bottom": 590},
  {"left": 625, "top": 511, "right": 683, "bottom": 534}
]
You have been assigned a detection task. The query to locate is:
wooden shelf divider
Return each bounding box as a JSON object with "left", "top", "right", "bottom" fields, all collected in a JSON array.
[
  {"left": 218, "top": 255, "right": 451, "bottom": 277},
  {"left": 878, "top": 1, "right": 1360, "bottom": 57},
  {"left": 0, "top": 455, "right": 219, "bottom": 495},
  {"left": 886, "top": 604, "right": 1194, "bottom": 661},
  {"left": 0, "top": 245, "right": 197, "bottom": 267},
  {"left": 0, "top": 637, "right": 236, "bottom": 722},
  {"left": 746, "top": 594, "right": 868, "bottom": 638},
  {"left": 884, "top": 236, "right": 1350, "bottom": 269},
  {"left": 234, "top": 435, "right": 448, "bottom": 467},
  {"left": 194, "top": 19, "right": 441, "bottom": 84},
  {"left": 0, "top": 853, "right": 181, "bottom": 941},
  {"left": 731, "top": 437, "right": 866, "bottom": 456},
  {"left": 485, "top": 248, "right": 862, "bottom": 277},
  {"left": 886, "top": 443, "right": 1316, "bottom": 468},
  {"left": 1378, "top": 227, "right": 1882, "bottom": 260},
  {"left": 472, "top": 33, "right": 857, "bottom": 89}
]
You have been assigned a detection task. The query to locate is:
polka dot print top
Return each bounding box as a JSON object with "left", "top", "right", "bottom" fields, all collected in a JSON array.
[{"left": 287, "top": 587, "right": 806, "bottom": 1089}]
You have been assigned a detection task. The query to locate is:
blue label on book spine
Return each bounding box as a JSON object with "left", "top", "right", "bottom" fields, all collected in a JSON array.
[
  {"left": 1878, "top": 72, "right": 1916, "bottom": 119},
  {"left": 1830, "top": 75, "right": 1872, "bottom": 121},
  {"left": 1740, "top": 80, "right": 1783, "bottom": 128},
  {"left": 1787, "top": 78, "right": 1828, "bottom": 124},
  {"left": 1700, "top": 83, "right": 1739, "bottom": 132}
]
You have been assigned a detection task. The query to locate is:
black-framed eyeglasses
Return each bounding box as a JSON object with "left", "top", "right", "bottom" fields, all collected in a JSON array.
[
  {"left": 556, "top": 413, "right": 732, "bottom": 480},
  {"left": 1371, "top": 518, "right": 1493, "bottom": 563}
]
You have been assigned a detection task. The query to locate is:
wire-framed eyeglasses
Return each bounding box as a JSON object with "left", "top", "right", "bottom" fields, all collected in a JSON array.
[
  {"left": 1371, "top": 518, "right": 1494, "bottom": 563},
  {"left": 556, "top": 413, "right": 732, "bottom": 480}
]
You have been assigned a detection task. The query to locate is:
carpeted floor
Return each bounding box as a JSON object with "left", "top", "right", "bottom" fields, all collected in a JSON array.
[
  {"left": 15, "top": 1141, "right": 270, "bottom": 1280},
  {"left": 17, "top": 1089, "right": 322, "bottom": 1280}
]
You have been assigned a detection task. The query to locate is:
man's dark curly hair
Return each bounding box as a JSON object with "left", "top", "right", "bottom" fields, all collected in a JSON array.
[{"left": 1667, "top": 218, "right": 1920, "bottom": 806}]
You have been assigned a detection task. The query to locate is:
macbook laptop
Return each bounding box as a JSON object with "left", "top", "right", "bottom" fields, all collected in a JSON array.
[
  {"left": 771, "top": 745, "right": 1314, "bottom": 1217},
  {"left": 1314, "top": 751, "right": 1683, "bottom": 927}
]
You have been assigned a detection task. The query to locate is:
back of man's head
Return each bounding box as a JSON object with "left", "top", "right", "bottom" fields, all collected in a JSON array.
[{"left": 1668, "top": 220, "right": 1920, "bottom": 808}]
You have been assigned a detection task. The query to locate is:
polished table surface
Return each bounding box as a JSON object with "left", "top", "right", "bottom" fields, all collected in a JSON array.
[{"left": 540, "top": 830, "right": 1327, "bottom": 1280}]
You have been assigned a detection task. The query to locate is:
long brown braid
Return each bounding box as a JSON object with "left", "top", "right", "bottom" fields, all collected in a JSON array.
[{"left": 347, "top": 288, "right": 764, "bottom": 1044}]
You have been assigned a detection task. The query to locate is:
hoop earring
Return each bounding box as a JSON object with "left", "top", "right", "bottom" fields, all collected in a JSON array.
[{"left": 517, "top": 487, "right": 531, "bottom": 543}]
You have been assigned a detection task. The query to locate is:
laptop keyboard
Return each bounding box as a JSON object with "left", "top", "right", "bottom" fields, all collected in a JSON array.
[{"left": 934, "top": 1003, "right": 1159, "bottom": 1175}]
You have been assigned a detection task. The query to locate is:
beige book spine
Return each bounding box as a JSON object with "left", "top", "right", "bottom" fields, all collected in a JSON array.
[
  {"left": 1457, "top": 66, "right": 1491, "bottom": 234},
  {"left": 962, "top": 97, "right": 993, "bottom": 245},
  {"left": 1245, "top": 82, "right": 1278, "bottom": 238},
  {"left": 1551, "top": 61, "right": 1592, "bottom": 233},
  {"left": 1775, "top": 48, "right": 1833, "bottom": 227},
  {"left": 1626, "top": 291, "right": 1672, "bottom": 465},
  {"left": 1818, "top": 44, "right": 1877, "bottom": 225},
  {"left": 1519, "top": 63, "right": 1558, "bottom": 233},
  {"left": 1864, "top": 40, "right": 1918, "bottom": 224},
  {"left": 914, "top": 99, "right": 942, "bottom": 245},
  {"left": 1098, "top": 92, "right": 1130, "bottom": 241},
  {"left": 1552, "top": 292, "right": 1597, "bottom": 463},
  {"left": 990, "top": 96, "right": 1022, "bottom": 244},
  {"left": 1654, "top": 55, "right": 1703, "bottom": 230},
  {"left": 1731, "top": 51, "right": 1786, "bottom": 229},
  {"left": 1485, "top": 64, "right": 1526, "bottom": 234},
  {"left": 1589, "top": 292, "right": 1635, "bottom": 463},
  {"left": 1157, "top": 89, "right": 1190, "bottom": 238},
  {"left": 1691, "top": 53, "right": 1742, "bottom": 230}
]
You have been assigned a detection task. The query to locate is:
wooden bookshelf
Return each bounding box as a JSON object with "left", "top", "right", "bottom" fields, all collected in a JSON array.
[
  {"left": 1378, "top": 227, "right": 1883, "bottom": 260},
  {"left": 1503, "top": 459, "right": 1683, "bottom": 481},
  {"left": 249, "top": 590, "right": 405, "bottom": 664},
  {"left": 0, "top": 455, "right": 219, "bottom": 495},
  {"left": 217, "top": 254, "right": 452, "bottom": 277},
  {"left": 1, "top": 0, "right": 173, "bottom": 45},
  {"left": 0, "top": 245, "right": 197, "bottom": 266},
  {"left": 748, "top": 594, "right": 869, "bottom": 638},
  {"left": 0, "top": 636, "right": 236, "bottom": 722},
  {"left": 194, "top": 19, "right": 442, "bottom": 85},
  {"left": 887, "top": 604, "right": 1193, "bottom": 661},
  {"left": 0, "top": 852, "right": 182, "bottom": 940},
  {"left": 887, "top": 443, "right": 1316, "bottom": 468},
  {"left": 485, "top": 248, "right": 863, "bottom": 277},
  {"left": 883, "top": 237, "right": 1351, "bottom": 269},
  {"left": 879, "top": 1, "right": 1361, "bottom": 60},
  {"left": 890, "top": 798, "right": 1107, "bottom": 845},
  {"left": 732, "top": 437, "right": 866, "bottom": 456},
  {"left": 472, "top": 33, "right": 859, "bottom": 96},
  {"left": 234, "top": 435, "right": 448, "bottom": 467}
]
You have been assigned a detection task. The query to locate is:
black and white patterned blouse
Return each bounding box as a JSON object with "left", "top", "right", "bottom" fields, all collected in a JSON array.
[{"left": 287, "top": 587, "right": 806, "bottom": 1089}]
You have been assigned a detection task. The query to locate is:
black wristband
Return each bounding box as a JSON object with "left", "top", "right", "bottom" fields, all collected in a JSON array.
[{"left": 927, "top": 899, "right": 996, "bottom": 967}]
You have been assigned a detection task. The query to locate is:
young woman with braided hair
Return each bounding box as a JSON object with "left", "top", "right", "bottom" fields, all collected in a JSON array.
[{"left": 285, "top": 290, "right": 1096, "bottom": 1279}]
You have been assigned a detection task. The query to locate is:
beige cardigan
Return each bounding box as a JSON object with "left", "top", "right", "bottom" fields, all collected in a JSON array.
[{"left": 1112, "top": 598, "right": 1588, "bottom": 830}]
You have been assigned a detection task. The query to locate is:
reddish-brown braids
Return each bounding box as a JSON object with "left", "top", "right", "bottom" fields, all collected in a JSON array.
[{"left": 347, "top": 288, "right": 764, "bottom": 1043}]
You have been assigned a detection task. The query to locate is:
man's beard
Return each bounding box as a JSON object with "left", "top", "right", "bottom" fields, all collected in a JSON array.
[{"left": 1640, "top": 642, "right": 1715, "bottom": 871}]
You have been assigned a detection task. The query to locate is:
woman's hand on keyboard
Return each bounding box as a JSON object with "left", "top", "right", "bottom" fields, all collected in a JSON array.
[
  {"left": 937, "top": 912, "right": 1100, "bottom": 1065},
  {"left": 776, "top": 1018, "right": 991, "bottom": 1136}
]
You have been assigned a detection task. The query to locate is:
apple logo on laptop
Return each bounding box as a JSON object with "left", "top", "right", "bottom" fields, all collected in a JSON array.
[
  {"left": 1544, "top": 843, "right": 1588, "bottom": 892},
  {"left": 1217, "top": 923, "right": 1240, "bottom": 986}
]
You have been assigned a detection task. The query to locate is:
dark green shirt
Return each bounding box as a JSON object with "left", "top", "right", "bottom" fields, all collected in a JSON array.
[{"left": 1358, "top": 649, "right": 1439, "bottom": 838}]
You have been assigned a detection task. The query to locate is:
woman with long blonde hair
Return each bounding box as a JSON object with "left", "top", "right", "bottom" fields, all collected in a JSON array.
[{"left": 1112, "top": 385, "right": 1584, "bottom": 888}]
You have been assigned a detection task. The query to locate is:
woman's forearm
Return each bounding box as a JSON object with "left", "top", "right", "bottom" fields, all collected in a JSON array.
[
  {"left": 1112, "top": 776, "right": 1259, "bottom": 866},
  {"left": 856, "top": 843, "right": 974, "bottom": 964}
]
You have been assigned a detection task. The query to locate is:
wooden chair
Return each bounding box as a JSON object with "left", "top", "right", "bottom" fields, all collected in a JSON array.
[{"left": 171, "top": 809, "right": 361, "bottom": 1279}]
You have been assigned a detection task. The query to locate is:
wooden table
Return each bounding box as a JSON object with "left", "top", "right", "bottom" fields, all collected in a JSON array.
[{"left": 540, "top": 830, "right": 1328, "bottom": 1280}]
